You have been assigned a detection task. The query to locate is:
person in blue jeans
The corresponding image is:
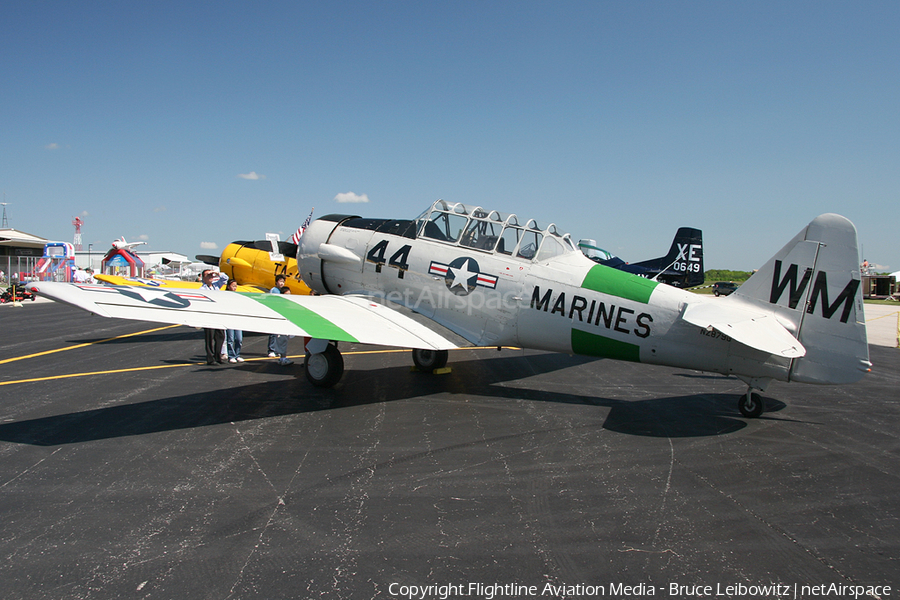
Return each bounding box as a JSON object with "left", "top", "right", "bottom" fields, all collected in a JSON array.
[
  {"left": 272, "top": 288, "right": 294, "bottom": 365},
  {"left": 200, "top": 269, "right": 227, "bottom": 364},
  {"left": 267, "top": 273, "right": 286, "bottom": 357},
  {"left": 224, "top": 279, "right": 244, "bottom": 363}
]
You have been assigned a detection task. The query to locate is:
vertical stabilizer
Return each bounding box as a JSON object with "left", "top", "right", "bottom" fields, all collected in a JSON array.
[
  {"left": 731, "top": 214, "right": 869, "bottom": 384},
  {"left": 634, "top": 227, "right": 704, "bottom": 287}
]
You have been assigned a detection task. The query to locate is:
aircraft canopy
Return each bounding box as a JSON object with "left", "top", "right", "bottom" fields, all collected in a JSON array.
[{"left": 414, "top": 200, "right": 577, "bottom": 261}]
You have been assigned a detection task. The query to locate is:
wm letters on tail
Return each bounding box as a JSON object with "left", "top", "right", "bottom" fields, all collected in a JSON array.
[{"left": 731, "top": 214, "right": 870, "bottom": 384}]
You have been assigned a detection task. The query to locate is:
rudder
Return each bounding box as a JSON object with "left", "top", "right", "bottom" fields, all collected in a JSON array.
[{"left": 732, "top": 214, "right": 870, "bottom": 384}]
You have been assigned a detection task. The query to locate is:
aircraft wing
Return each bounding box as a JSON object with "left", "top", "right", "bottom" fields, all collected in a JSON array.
[
  {"left": 31, "top": 282, "right": 457, "bottom": 351},
  {"left": 682, "top": 301, "right": 806, "bottom": 358},
  {"left": 94, "top": 274, "right": 260, "bottom": 293}
]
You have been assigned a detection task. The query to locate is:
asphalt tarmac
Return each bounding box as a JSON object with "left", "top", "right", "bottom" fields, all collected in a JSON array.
[{"left": 1, "top": 300, "right": 897, "bottom": 600}]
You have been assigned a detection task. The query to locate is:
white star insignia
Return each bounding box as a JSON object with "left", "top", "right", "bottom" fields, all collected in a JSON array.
[{"left": 449, "top": 259, "right": 476, "bottom": 289}]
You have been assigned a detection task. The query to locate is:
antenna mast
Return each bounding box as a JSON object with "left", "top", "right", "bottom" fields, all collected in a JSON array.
[
  {"left": 72, "top": 216, "right": 84, "bottom": 251},
  {"left": 1, "top": 201, "right": 8, "bottom": 228}
]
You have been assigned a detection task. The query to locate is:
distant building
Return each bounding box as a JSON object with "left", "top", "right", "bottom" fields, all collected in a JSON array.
[
  {"left": 862, "top": 274, "right": 896, "bottom": 300},
  {"left": 74, "top": 249, "right": 190, "bottom": 274},
  {"left": 0, "top": 228, "right": 59, "bottom": 282}
]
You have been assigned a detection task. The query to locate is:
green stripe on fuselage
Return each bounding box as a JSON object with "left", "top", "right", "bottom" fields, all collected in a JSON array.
[
  {"left": 252, "top": 295, "right": 358, "bottom": 342},
  {"left": 571, "top": 329, "right": 641, "bottom": 362},
  {"left": 581, "top": 265, "right": 658, "bottom": 304}
]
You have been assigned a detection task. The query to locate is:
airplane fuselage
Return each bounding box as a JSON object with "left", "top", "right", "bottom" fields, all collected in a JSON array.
[{"left": 298, "top": 213, "right": 792, "bottom": 384}]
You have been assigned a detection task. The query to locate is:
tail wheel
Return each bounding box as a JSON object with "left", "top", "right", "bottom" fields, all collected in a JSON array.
[
  {"left": 739, "top": 391, "right": 765, "bottom": 418},
  {"left": 304, "top": 344, "right": 344, "bottom": 388},
  {"left": 412, "top": 349, "right": 449, "bottom": 373}
]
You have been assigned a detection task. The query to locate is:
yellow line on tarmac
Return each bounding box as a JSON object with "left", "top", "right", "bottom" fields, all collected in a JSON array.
[
  {"left": 0, "top": 345, "right": 520, "bottom": 387},
  {"left": 0, "top": 324, "right": 183, "bottom": 366},
  {"left": 0, "top": 354, "right": 295, "bottom": 387},
  {"left": 1, "top": 363, "right": 200, "bottom": 386},
  {"left": 866, "top": 311, "right": 900, "bottom": 322}
]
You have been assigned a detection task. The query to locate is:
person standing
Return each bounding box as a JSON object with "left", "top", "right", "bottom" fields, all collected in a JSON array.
[
  {"left": 273, "top": 287, "right": 293, "bottom": 365},
  {"left": 224, "top": 279, "right": 244, "bottom": 363},
  {"left": 267, "top": 273, "right": 287, "bottom": 357},
  {"left": 200, "top": 269, "right": 227, "bottom": 365}
]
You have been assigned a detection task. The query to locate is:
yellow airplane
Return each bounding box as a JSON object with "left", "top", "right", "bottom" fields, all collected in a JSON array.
[
  {"left": 96, "top": 237, "right": 311, "bottom": 295},
  {"left": 94, "top": 273, "right": 260, "bottom": 293},
  {"left": 215, "top": 239, "right": 311, "bottom": 295}
]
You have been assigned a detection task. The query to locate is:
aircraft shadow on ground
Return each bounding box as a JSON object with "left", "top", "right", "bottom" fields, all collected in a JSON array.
[
  {"left": 0, "top": 353, "right": 780, "bottom": 446},
  {"left": 74, "top": 329, "right": 269, "bottom": 346},
  {"left": 72, "top": 330, "right": 202, "bottom": 345}
]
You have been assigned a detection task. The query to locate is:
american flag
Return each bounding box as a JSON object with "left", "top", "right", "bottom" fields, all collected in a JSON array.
[{"left": 290, "top": 208, "right": 314, "bottom": 245}]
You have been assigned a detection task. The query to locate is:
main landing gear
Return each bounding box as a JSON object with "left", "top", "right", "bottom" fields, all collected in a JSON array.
[
  {"left": 411, "top": 349, "right": 449, "bottom": 373},
  {"left": 304, "top": 343, "right": 344, "bottom": 388},
  {"left": 303, "top": 344, "right": 451, "bottom": 388}
]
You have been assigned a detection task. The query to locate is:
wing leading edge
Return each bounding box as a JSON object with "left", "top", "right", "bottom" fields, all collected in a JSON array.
[{"left": 31, "top": 282, "right": 457, "bottom": 351}]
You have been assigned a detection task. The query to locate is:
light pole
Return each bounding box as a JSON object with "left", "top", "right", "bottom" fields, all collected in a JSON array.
[{"left": 88, "top": 244, "right": 93, "bottom": 271}]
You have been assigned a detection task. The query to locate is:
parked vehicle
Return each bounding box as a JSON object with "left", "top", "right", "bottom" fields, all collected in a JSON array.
[
  {"left": 712, "top": 281, "right": 739, "bottom": 296},
  {"left": 1, "top": 283, "right": 37, "bottom": 303}
]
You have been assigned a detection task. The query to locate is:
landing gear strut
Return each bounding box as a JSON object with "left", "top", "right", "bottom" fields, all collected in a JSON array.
[
  {"left": 738, "top": 389, "right": 765, "bottom": 418},
  {"left": 736, "top": 377, "right": 770, "bottom": 418},
  {"left": 304, "top": 343, "right": 344, "bottom": 388}
]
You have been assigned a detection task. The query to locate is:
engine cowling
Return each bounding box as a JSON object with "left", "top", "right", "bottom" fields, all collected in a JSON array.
[{"left": 296, "top": 214, "right": 359, "bottom": 294}]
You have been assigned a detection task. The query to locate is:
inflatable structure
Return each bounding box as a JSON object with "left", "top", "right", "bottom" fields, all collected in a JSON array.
[{"left": 35, "top": 242, "right": 76, "bottom": 282}]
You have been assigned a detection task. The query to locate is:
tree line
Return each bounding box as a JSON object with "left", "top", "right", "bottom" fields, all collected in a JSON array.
[{"left": 703, "top": 270, "right": 754, "bottom": 283}]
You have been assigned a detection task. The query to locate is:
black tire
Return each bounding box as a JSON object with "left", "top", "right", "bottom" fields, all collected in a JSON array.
[
  {"left": 412, "top": 349, "right": 449, "bottom": 373},
  {"left": 738, "top": 392, "right": 764, "bottom": 418},
  {"left": 304, "top": 344, "right": 344, "bottom": 388},
  {"left": 714, "top": 290, "right": 720, "bottom": 297}
]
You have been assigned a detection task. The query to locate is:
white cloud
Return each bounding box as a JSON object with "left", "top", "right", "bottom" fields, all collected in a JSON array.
[
  {"left": 334, "top": 192, "right": 370, "bottom": 203},
  {"left": 45, "top": 143, "right": 60, "bottom": 150},
  {"left": 200, "top": 241, "right": 218, "bottom": 250},
  {"left": 238, "top": 171, "right": 265, "bottom": 180},
  {"left": 138, "top": 234, "right": 150, "bottom": 241},
  {"left": 79, "top": 210, "right": 89, "bottom": 217},
  {"left": 153, "top": 206, "right": 166, "bottom": 213}
]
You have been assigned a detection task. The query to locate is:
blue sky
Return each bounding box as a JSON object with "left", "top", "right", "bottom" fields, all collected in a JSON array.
[{"left": 2, "top": 1, "right": 897, "bottom": 271}]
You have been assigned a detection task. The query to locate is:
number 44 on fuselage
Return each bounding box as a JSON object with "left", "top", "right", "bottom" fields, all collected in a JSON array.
[{"left": 297, "top": 200, "right": 870, "bottom": 417}]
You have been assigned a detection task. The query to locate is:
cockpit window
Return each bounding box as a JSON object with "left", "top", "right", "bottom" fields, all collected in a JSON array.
[
  {"left": 421, "top": 208, "right": 469, "bottom": 243},
  {"left": 517, "top": 229, "right": 543, "bottom": 260},
  {"left": 536, "top": 235, "right": 566, "bottom": 261},
  {"left": 415, "top": 200, "right": 576, "bottom": 260},
  {"left": 460, "top": 215, "right": 504, "bottom": 251},
  {"left": 577, "top": 240, "right": 613, "bottom": 261},
  {"left": 497, "top": 225, "right": 520, "bottom": 255}
]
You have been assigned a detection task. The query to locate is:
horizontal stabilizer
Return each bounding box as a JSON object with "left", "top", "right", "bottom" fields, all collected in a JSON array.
[
  {"left": 682, "top": 301, "right": 806, "bottom": 358},
  {"left": 30, "top": 282, "right": 458, "bottom": 351}
]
